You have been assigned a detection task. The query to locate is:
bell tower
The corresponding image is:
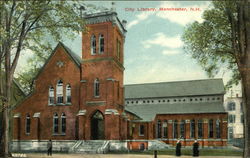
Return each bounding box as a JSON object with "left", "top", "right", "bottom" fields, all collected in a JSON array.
[{"left": 79, "top": 10, "right": 128, "bottom": 140}]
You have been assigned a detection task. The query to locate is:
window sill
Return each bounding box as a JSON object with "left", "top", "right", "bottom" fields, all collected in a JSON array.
[
  {"left": 139, "top": 135, "right": 145, "bottom": 137},
  {"left": 52, "top": 133, "right": 66, "bottom": 136},
  {"left": 48, "top": 103, "right": 71, "bottom": 106}
]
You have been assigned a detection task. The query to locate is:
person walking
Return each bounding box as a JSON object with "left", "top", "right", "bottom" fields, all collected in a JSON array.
[
  {"left": 193, "top": 140, "right": 199, "bottom": 157},
  {"left": 175, "top": 140, "right": 181, "bottom": 157},
  {"left": 47, "top": 139, "right": 52, "bottom": 156}
]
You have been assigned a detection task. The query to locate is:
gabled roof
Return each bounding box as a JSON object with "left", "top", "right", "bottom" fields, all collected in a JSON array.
[
  {"left": 125, "top": 79, "right": 225, "bottom": 99},
  {"left": 34, "top": 42, "right": 82, "bottom": 80},
  {"left": 125, "top": 102, "right": 226, "bottom": 122}
]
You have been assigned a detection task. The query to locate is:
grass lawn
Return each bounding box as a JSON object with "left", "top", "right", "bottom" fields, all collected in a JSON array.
[{"left": 108, "top": 148, "right": 243, "bottom": 156}]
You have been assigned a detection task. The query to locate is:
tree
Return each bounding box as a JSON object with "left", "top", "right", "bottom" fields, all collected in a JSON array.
[
  {"left": 182, "top": 0, "right": 249, "bottom": 157},
  {"left": 0, "top": 1, "right": 85, "bottom": 157}
]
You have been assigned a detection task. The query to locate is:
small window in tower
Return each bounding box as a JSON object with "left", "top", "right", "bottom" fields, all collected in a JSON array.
[
  {"left": 99, "top": 34, "right": 104, "bottom": 54},
  {"left": 94, "top": 79, "right": 100, "bottom": 97},
  {"left": 91, "top": 35, "right": 96, "bottom": 55},
  {"left": 117, "top": 39, "right": 121, "bottom": 59}
]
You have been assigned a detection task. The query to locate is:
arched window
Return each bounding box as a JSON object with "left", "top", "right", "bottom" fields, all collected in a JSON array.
[
  {"left": 91, "top": 35, "right": 96, "bottom": 55},
  {"left": 157, "top": 120, "right": 162, "bottom": 138},
  {"left": 53, "top": 113, "right": 59, "bottom": 134},
  {"left": 227, "top": 102, "right": 236, "bottom": 111},
  {"left": 216, "top": 119, "right": 221, "bottom": 138},
  {"left": 66, "top": 84, "right": 71, "bottom": 103},
  {"left": 173, "top": 120, "right": 178, "bottom": 139},
  {"left": 190, "top": 119, "right": 195, "bottom": 138},
  {"left": 180, "top": 120, "right": 185, "bottom": 139},
  {"left": 209, "top": 119, "right": 214, "bottom": 138},
  {"left": 94, "top": 79, "right": 100, "bottom": 97},
  {"left": 61, "top": 113, "right": 66, "bottom": 134},
  {"left": 117, "top": 39, "right": 121, "bottom": 59},
  {"left": 139, "top": 124, "right": 144, "bottom": 136},
  {"left": 26, "top": 114, "right": 31, "bottom": 134},
  {"left": 198, "top": 119, "right": 203, "bottom": 138},
  {"left": 163, "top": 120, "right": 168, "bottom": 138},
  {"left": 56, "top": 80, "right": 63, "bottom": 104},
  {"left": 48, "top": 86, "right": 54, "bottom": 105},
  {"left": 99, "top": 34, "right": 104, "bottom": 54}
]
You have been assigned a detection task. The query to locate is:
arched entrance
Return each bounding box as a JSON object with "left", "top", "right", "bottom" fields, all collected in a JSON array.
[{"left": 91, "top": 111, "right": 104, "bottom": 140}]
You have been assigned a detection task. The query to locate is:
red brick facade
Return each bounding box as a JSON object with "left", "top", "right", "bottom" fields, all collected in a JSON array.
[{"left": 12, "top": 11, "right": 228, "bottom": 149}]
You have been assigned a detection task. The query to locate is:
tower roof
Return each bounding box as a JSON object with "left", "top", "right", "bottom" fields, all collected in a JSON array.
[{"left": 83, "top": 11, "right": 127, "bottom": 36}]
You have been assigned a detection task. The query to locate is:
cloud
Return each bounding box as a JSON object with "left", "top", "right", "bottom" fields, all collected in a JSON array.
[
  {"left": 162, "top": 50, "right": 180, "bottom": 55},
  {"left": 127, "top": 12, "right": 153, "bottom": 29},
  {"left": 141, "top": 32, "right": 183, "bottom": 49},
  {"left": 156, "top": 1, "right": 211, "bottom": 26}
]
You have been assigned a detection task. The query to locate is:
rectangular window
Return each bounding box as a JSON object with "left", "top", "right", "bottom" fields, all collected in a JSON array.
[
  {"left": 198, "top": 120, "right": 203, "bottom": 139},
  {"left": 228, "top": 114, "right": 236, "bottom": 123},
  {"left": 163, "top": 121, "right": 168, "bottom": 138},
  {"left": 241, "top": 114, "right": 244, "bottom": 124},
  {"left": 190, "top": 120, "right": 195, "bottom": 138},
  {"left": 180, "top": 120, "right": 185, "bottom": 139},
  {"left": 209, "top": 119, "right": 213, "bottom": 138},
  {"left": 216, "top": 120, "right": 221, "bottom": 138},
  {"left": 139, "top": 124, "right": 144, "bottom": 136},
  {"left": 117, "top": 39, "right": 121, "bottom": 60},
  {"left": 240, "top": 102, "right": 243, "bottom": 112},
  {"left": 173, "top": 120, "right": 178, "bottom": 139}
]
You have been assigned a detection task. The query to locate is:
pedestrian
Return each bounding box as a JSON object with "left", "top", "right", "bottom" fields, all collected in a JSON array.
[
  {"left": 175, "top": 140, "right": 181, "bottom": 156},
  {"left": 193, "top": 140, "right": 199, "bottom": 157},
  {"left": 47, "top": 139, "right": 52, "bottom": 156}
]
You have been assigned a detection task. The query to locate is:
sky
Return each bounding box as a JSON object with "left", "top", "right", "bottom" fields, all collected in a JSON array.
[{"left": 17, "top": 1, "right": 240, "bottom": 96}]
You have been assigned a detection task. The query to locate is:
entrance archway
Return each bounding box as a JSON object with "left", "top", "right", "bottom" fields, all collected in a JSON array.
[{"left": 91, "top": 111, "right": 104, "bottom": 140}]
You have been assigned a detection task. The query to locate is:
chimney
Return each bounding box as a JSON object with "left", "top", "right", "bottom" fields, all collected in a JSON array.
[
  {"left": 111, "top": 2, "right": 116, "bottom": 11},
  {"left": 122, "top": 20, "right": 127, "bottom": 29}
]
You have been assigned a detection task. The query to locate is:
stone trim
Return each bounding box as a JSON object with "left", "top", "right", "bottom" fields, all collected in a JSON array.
[
  {"left": 13, "top": 113, "right": 21, "bottom": 118},
  {"left": 77, "top": 110, "right": 86, "bottom": 116},
  {"left": 106, "top": 78, "right": 116, "bottom": 82},
  {"left": 185, "top": 120, "right": 190, "bottom": 123},
  {"left": 86, "top": 101, "right": 106, "bottom": 106},
  {"left": 33, "top": 112, "right": 40, "bottom": 118},
  {"left": 105, "top": 109, "right": 119, "bottom": 115},
  {"left": 80, "top": 80, "right": 87, "bottom": 83}
]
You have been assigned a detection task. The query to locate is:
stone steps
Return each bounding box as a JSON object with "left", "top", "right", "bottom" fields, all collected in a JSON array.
[{"left": 72, "top": 140, "right": 109, "bottom": 154}]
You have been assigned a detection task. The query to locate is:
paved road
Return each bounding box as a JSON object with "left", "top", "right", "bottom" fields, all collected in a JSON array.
[{"left": 11, "top": 153, "right": 241, "bottom": 158}]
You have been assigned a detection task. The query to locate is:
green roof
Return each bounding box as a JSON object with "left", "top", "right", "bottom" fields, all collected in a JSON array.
[
  {"left": 125, "top": 102, "right": 226, "bottom": 122},
  {"left": 125, "top": 79, "right": 225, "bottom": 99}
]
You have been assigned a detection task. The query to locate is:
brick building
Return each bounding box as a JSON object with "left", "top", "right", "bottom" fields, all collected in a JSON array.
[{"left": 12, "top": 10, "right": 228, "bottom": 152}]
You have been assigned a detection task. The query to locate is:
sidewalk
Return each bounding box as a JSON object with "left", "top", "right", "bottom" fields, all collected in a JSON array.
[{"left": 11, "top": 153, "right": 242, "bottom": 158}]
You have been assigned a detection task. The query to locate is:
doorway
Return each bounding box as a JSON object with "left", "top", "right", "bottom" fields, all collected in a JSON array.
[{"left": 91, "top": 111, "right": 104, "bottom": 140}]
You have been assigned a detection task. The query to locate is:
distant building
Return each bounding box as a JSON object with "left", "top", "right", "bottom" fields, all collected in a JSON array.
[{"left": 224, "top": 94, "right": 244, "bottom": 139}]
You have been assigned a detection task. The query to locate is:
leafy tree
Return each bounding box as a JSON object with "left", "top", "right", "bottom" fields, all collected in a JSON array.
[
  {"left": 0, "top": 1, "right": 85, "bottom": 157},
  {"left": 182, "top": 0, "right": 249, "bottom": 157}
]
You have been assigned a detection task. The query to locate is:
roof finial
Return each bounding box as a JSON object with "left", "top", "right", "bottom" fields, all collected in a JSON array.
[{"left": 111, "top": 2, "right": 116, "bottom": 11}]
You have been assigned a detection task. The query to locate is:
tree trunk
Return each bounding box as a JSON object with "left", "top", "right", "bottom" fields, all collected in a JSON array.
[{"left": 3, "top": 44, "right": 11, "bottom": 158}]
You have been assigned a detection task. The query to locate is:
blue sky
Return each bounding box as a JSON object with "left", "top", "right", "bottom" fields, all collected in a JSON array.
[{"left": 18, "top": 1, "right": 240, "bottom": 95}]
